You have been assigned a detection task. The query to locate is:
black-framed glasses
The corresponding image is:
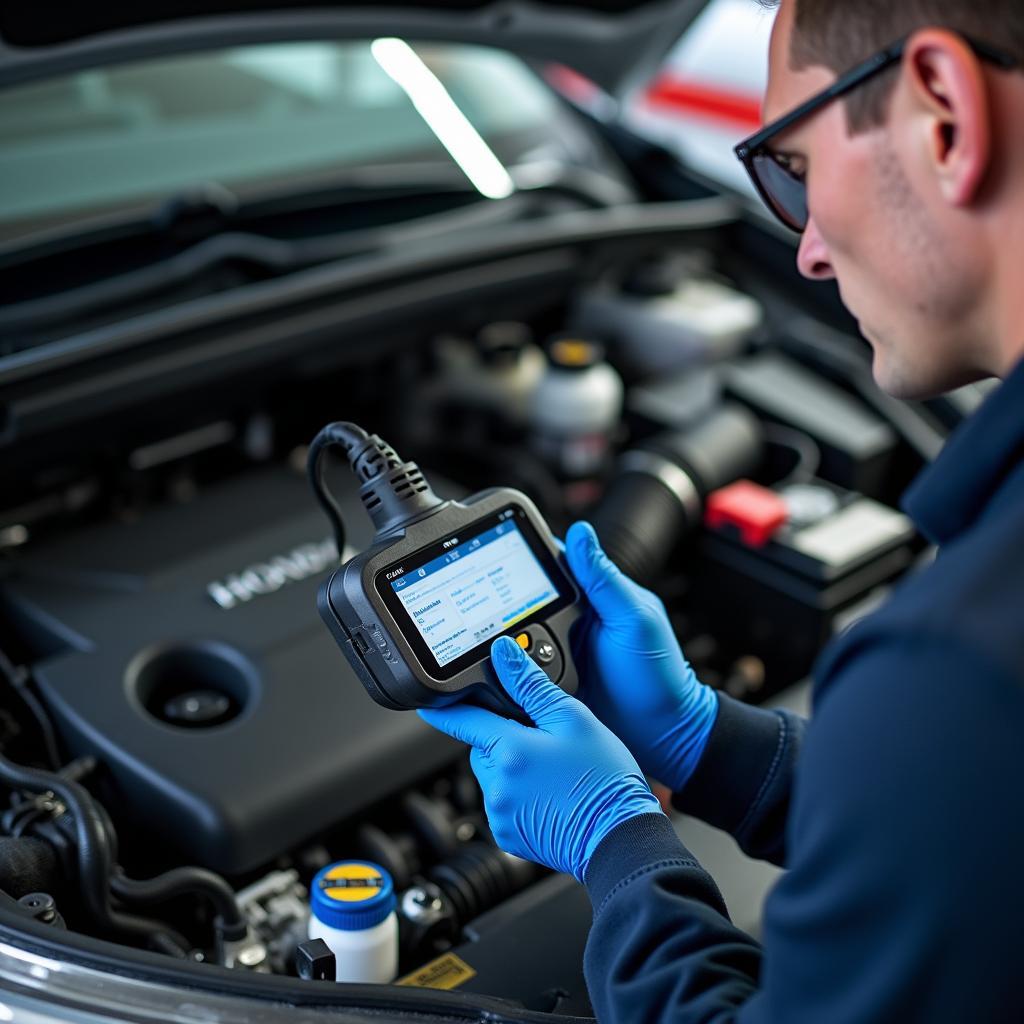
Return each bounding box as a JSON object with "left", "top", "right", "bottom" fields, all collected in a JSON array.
[{"left": 734, "top": 34, "right": 1019, "bottom": 233}]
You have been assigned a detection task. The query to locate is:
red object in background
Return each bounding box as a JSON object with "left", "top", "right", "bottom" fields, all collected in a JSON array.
[
  {"left": 705, "top": 480, "right": 789, "bottom": 548},
  {"left": 544, "top": 63, "right": 605, "bottom": 106},
  {"left": 642, "top": 73, "right": 763, "bottom": 131},
  {"left": 545, "top": 64, "right": 764, "bottom": 134}
]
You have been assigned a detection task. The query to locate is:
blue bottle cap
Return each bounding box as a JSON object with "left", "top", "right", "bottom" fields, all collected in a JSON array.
[{"left": 310, "top": 861, "right": 396, "bottom": 931}]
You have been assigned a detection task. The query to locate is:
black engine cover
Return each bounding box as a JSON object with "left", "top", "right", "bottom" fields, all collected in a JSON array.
[{"left": 4, "top": 467, "right": 461, "bottom": 874}]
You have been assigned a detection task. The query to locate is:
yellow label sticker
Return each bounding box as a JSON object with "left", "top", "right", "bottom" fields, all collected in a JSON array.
[
  {"left": 396, "top": 953, "right": 477, "bottom": 990},
  {"left": 320, "top": 863, "right": 384, "bottom": 903}
]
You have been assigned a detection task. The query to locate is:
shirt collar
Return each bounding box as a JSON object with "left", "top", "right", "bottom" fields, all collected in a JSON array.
[{"left": 903, "top": 357, "right": 1024, "bottom": 546}]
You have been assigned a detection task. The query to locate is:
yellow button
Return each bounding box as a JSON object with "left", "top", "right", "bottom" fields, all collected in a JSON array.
[{"left": 515, "top": 632, "right": 531, "bottom": 651}]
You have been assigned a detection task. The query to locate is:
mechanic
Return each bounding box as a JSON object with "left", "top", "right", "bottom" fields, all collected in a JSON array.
[{"left": 418, "top": 0, "right": 1024, "bottom": 1020}]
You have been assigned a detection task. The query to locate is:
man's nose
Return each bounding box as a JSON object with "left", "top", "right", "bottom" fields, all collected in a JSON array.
[{"left": 796, "top": 216, "right": 836, "bottom": 281}]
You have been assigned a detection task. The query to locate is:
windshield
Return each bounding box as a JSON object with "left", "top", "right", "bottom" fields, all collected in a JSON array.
[{"left": 0, "top": 40, "right": 566, "bottom": 237}]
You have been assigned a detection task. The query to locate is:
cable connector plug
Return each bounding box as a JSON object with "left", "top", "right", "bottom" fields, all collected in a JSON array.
[{"left": 308, "top": 422, "right": 445, "bottom": 552}]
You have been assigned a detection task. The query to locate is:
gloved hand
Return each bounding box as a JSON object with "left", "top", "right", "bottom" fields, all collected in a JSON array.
[
  {"left": 418, "top": 635, "right": 663, "bottom": 882},
  {"left": 564, "top": 521, "right": 718, "bottom": 794}
]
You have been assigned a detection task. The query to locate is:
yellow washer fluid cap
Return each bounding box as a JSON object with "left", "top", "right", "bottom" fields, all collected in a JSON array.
[
  {"left": 311, "top": 861, "right": 395, "bottom": 930},
  {"left": 550, "top": 338, "right": 599, "bottom": 369}
]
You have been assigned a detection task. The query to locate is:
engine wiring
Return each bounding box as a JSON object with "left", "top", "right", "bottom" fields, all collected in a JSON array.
[{"left": 0, "top": 645, "right": 62, "bottom": 772}]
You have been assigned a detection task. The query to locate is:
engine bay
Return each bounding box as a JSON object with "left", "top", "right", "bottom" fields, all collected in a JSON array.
[{"left": 0, "top": 199, "right": 952, "bottom": 1015}]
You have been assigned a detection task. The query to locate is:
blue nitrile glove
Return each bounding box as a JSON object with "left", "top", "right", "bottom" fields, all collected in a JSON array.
[
  {"left": 418, "top": 635, "right": 663, "bottom": 882},
  {"left": 564, "top": 521, "right": 718, "bottom": 794}
]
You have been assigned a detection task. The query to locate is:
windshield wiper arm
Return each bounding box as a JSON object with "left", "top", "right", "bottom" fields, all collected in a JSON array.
[
  {"left": 0, "top": 159, "right": 633, "bottom": 337},
  {"left": 0, "top": 185, "right": 537, "bottom": 335}
]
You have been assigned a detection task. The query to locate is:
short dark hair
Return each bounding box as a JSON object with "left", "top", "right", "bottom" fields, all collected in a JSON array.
[{"left": 761, "top": 0, "right": 1024, "bottom": 130}]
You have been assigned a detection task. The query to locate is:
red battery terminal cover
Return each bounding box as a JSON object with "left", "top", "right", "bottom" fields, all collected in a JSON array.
[{"left": 704, "top": 480, "right": 789, "bottom": 548}]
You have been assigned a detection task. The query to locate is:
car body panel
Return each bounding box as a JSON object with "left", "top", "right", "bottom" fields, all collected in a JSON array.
[{"left": 0, "top": 1, "right": 709, "bottom": 98}]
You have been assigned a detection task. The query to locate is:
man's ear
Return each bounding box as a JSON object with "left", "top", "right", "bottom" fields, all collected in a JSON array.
[{"left": 901, "top": 29, "right": 992, "bottom": 207}]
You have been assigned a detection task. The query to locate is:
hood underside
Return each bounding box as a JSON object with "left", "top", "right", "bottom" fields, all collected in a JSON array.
[{"left": 0, "top": 0, "right": 708, "bottom": 98}]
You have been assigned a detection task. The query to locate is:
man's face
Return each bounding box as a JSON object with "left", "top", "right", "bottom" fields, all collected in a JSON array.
[{"left": 764, "top": 0, "right": 991, "bottom": 398}]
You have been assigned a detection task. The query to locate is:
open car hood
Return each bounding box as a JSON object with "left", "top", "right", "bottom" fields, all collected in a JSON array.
[{"left": 0, "top": 0, "right": 710, "bottom": 98}]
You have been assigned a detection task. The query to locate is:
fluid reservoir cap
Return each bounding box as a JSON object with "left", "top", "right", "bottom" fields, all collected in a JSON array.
[
  {"left": 477, "top": 321, "right": 532, "bottom": 366},
  {"left": 311, "top": 861, "right": 395, "bottom": 931},
  {"left": 548, "top": 337, "right": 604, "bottom": 371}
]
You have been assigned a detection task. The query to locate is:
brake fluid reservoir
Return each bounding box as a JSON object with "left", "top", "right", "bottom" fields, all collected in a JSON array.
[
  {"left": 529, "top": 337, "right": 623, "bottom": 480},
  {"left": 308, "top": 861, "right": 397, "bottom": 983}
]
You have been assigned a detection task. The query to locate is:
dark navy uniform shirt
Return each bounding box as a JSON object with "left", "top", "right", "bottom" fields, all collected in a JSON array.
[{"left": 583, "top": 358, "right": 1024, "bottom": 1023}]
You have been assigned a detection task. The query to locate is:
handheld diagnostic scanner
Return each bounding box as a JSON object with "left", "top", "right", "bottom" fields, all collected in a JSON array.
[{"left": 308, "top": 423, "right": 581, "bottom": 714}]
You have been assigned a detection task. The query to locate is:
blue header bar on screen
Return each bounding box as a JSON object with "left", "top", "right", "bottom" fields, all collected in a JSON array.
[{"left": 391, "top": 521, "right": 519, "bottom": 590}]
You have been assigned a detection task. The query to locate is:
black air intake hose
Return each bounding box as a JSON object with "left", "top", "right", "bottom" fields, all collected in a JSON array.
[
  {"left": 426, "top": 843, "right": 537, "bottom": 926},
  {"left": 0, "top": 836, "right": 59, "bottom": 900},
  {"left": 591, "top": 403, "right": 762, "bottom": 585}
]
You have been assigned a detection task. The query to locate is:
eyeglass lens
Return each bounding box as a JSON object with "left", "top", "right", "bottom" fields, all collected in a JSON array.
[{"left": 751, "top": 151, "right": 809, "bottom": 232}]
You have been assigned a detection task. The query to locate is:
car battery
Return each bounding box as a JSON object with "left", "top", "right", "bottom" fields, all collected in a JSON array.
[{"left": 692, "top": 479, "right": 917, "bottom": 690}]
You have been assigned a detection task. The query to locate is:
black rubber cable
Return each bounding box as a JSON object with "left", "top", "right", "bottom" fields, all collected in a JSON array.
[
  {"left": 0, "top": 646, "right": 62, "bottom": 771},
  {"left": 45, "top": 763, "right": 242, "bottom": 945},
  {"left": 0, "top": 754, "right": 190, "bottom": 953},
  {"left": 52, "top": 762, "right": 244, "bottom": 942},
  {"left": 306, "top": 421, "right": 370, "bottom": 556},
  {"left": 110, "top": 866, "right": 246, "bottom": 941},
  {"left": 762, "top": 422, "right": 822, "bottom": 487}
]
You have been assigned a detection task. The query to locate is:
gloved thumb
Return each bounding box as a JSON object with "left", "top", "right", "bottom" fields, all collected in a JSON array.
[
  {"left": 491, "top": 636, "right": 577, "bottom": 729},
  {"left": 417, "top": 703, "right": 509, "bottom": 751},
  {"left": 565, "top": 521, "right": 638, "bottom": 623}
]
